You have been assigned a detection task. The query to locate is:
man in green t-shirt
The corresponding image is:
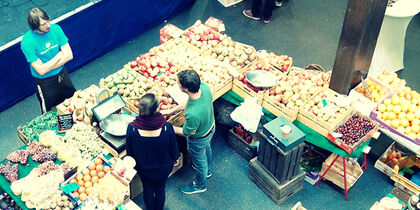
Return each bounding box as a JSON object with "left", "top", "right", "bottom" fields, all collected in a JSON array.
[
  {"left": 21, "top": 8, "right": 76, "bottom": 114},
  {"left": 162, "top": 70, "right": 215, "bottom": 194}
]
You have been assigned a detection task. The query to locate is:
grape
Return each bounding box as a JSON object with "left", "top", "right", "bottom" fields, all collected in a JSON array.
[
  {"left": 6, "top": 150, "right": 29, "bottom": 165},
  {"left": 26, "top": 141, "right": 43, "bottom": 155},
  {"left": 334, "top": 114, "right": 376, "bottom": 146},
  {"left": 35, "top": 161, "right": 60, "bottom": 176},
  {"left": 0, "top": 161, "right": 19, "bottom": 183},
  {"left": 31, "top": 147, "right": 57, "bottom": 163}
]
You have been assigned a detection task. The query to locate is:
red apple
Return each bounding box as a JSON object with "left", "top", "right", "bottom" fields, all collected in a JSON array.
[{"left": 130, "top": 61, "right": 137, "bottom": 68}]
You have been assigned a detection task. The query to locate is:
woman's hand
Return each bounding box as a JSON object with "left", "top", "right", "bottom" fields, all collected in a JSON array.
[{"left": 174, "top": 159, "right": 180, "bottom": 167}]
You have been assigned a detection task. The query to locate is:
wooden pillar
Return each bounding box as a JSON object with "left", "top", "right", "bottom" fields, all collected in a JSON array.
[{"left": 329, "top": 0, "right": 388, "bottom": 94}]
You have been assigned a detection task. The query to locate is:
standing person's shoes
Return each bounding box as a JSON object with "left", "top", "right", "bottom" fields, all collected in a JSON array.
[
  {"left": 243, "top": 10, "right": 260, "bottom": 20},
  {"left": 263, "top": 19, "right": 271, "bottom": 24},
  {"left": 275, "top": 0, "right": 283, "bottom": 7},
  {"left": 180, "top": 182, "right": 207, "bottom": 194}
]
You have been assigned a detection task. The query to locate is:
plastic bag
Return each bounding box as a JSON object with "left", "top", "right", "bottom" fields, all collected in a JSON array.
[{"left": 230, "top": 97, "right": 263, "bottom": 133}]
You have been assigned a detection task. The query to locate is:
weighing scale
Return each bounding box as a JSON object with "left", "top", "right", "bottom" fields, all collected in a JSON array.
[{"left": 91, "top": 91, "right": 134, "bottom": 153}]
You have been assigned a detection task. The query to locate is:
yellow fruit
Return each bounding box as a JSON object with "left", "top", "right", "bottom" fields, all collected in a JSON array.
[
  {"left": 398, "top": 91, "right": 405, "bottom": 98},
  {"left": 391, "top": 95, "right": 400, "bottom": 105},
  {"left": 412, "top": 98, "right": 419, "bottom": 106},
  {"left": 391, "top": 119, "right": 400, "bottom": 128},
  {"left": 403, "top": 87, "right": 411, "bottom": 93},
  {"left": 401, "top": 119, "right": 410, "bottom": 128},
  {"left": 397, "top": 126, "right": 406, "bottom": 134},
  {"left": 409, "top": 104, "right": 417, "bottom": 113},
  {"left": 398, "top": 112, "right": 406, "bottom": 120},
  {"left": 388, "top": 112, "right": 397, "bottom": 120},
  {"left": 393, "top": 105, "right": 402, "bottom": 114},
  {"left": 406, "top": 112, "right": 415, "bottom": 122},
  {"left": 378, "top": 104, "right": 387, "bottom": 113},
  {"left": 411, "top": 124, "right": 419, "bottom": 133},
  {"left": 375, "top": 84, "right": 381, "bottom": 91},
  {"left": 385, "top": 120, "right": 392, "bottom": 125},
  {"left": 408, "top": 133, "right": 417, "bottom": 140},
  {"left": 383, "top": 98, "right": 391, "bottom": 105},
  {"left": 401, "top": 104, "right": 409, "bottom": 113},
  {"left": 387, "top": 105, "right": 394, "bottom": 112},
  {"left": 366, "top": 80, "right": 373, "bottom": 86}
]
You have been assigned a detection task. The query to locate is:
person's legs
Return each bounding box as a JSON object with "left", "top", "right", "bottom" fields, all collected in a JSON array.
[
  {"left": 263, "top": 0, "right": 276, "bottom": 22},
  {"left": 154, "top": 176, "right": 169, "bottom": 210},
  {"left": 243, "top": 0, "right": 262, "bottom": 20},
  {"left": 34, "top": 76, "right": 61, "bottom": 114},
  {"left": 139, "top": 175, "right": 155, "bottom": 210}
]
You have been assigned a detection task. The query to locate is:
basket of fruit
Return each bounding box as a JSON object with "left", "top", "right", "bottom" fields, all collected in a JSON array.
[
  {"left": 181, "top": 20, "right": 227, "bottom": 54},
  {"left": 297, "top": 87, "right": 353, "bottom": 137},
  {"left": 374, "top": 141, "right": 417, "bottom": 177},
  {"left": 327, "top": 112, "right": 379, "bottom": 154},
  {"left": 370, "top": 87, "right": 420, "bottom": 144},
  {"left": 257, "top": 50, "right": 293, "bottom": 73}
]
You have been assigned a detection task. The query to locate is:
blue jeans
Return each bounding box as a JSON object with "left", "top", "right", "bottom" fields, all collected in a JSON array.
[{"left": 187, "top": 125, "right": 215, "bottom": 188}]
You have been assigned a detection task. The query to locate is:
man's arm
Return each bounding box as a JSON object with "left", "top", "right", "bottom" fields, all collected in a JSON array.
[
  {"left": 30, "top": 52, "right": 63, "bottom": 76},
  {"left": 50, "top": 43, "right": 73, "bottom": 69},
  {"left": 173, "top": 126, "right": 196, "bottom": 137},
  {"left": 161, "top": 99, "right": 187, "bottom": 116}
]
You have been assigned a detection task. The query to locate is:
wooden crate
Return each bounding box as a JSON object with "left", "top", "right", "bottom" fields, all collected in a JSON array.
[
  {"left": 248, "top": 157, "right": 305, "bottom": 205},
  {"left": 256, "top": 131, "right": 305, "bottom": 185},
  {"left": 226, "top": 128, "right": 258, "bottom": 161},
  {"left": 320, "top": 153, "right": 363, "bottom": 190},
  {"left": 296, "top": 113, "right": 329, "bottom": 137},
  {"left": 327, "top": 111, "right": 379, "bottom": 154},
  {"left": 262, "top": 91, "right": 299, "bottom": 122},
  {"left": 17, "top": 125, "right": 29, "bottom": 145},
  {"left": 167, "top": 111, "right": 185, "bottom": 127},
  {"left": 211, "top": 77, "right": 233, "bottom": 101}
]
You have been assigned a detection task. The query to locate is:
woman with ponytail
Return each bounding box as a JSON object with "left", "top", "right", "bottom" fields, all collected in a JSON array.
[{"left": 126, "top": 93, "right": 180, "bottom": 210}]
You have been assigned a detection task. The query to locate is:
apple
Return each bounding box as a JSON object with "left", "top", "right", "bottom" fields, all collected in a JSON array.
[{"left": 130, "top": 61, "right": 137, "bottom": 68}]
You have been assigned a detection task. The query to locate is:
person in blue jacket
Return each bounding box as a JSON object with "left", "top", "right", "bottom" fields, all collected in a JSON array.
[
  {"left": 21, "top": 8, "right": 76, "bottom": 114},
  {"left": 126, "top": 93, "right": 180, "bottom": 210}
]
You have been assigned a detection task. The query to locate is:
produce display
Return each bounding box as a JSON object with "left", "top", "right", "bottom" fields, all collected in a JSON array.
[
  {"left": 6, "top": 150, "right": 29, "bottom": 165},
  {"left": 268, "top": 69, "right": 331, "bottom": 110},
  {"left": 211, "top": 37, "right": 257, "bottom": 69},
  {"left": 26, "top": 140, "right": 57, "bottom": 163},
  {"left": 354, "top": 78, "right": 389, "bottom": 103},
  {"left": 376, "top": 87, "right": 420, "bottom": 140},
  {"left": 56, "top": 85, "right": 100, "bottom": 124},
  {"left": 258, "top": 50, "right": 292, "bottom": 72},
  {"left": 21, "top": 110, "right": 58, "bottom": 141},
  {"left": 300, "top": 89, "right": 353, "bottom": 124},
  {"left": 0, "top": 193, "right": 21, "bottom": 210},
  {"left": 377, "top": 71, "right": 404, "bottom": 89},
  {"left": 154, "top": 38, "right": 200, "bottom": 69},
  {"left": 181, "top": 21, "right": 227, "bottom": 52},
  {"left": 380, "top": 149, "right": 403, "bottom": 169},
  {"left": 333, "top": 114, "right": 377, "bottom": 146},
  {"left": 0, "top": 161, "right": 19, "bottom": 183},
  {"left": 65, "top": 157, "right": 110, "bottom": 201},
  {"left": 11, "top": 168, "right": 66, "bottom": 209},
  {"left": 88, "top": 173, "right": 128, "bottom": 207},
  {"left": 233, "top": 124, "right": 252, "bottom": 144}
]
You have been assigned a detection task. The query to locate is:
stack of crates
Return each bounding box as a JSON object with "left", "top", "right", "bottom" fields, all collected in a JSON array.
[{"left": 248, "top": 117, "right": 306, "bottom": 205}]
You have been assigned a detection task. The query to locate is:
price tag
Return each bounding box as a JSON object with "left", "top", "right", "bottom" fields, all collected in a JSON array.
[
  {"left": 57, "top": 114, "right": 73, "bottom": 133},
  {"left": 60, "top": 182, "right": 79, "bottom": 194}
]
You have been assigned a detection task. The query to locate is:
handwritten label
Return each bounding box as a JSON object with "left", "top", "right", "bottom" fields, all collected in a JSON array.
[{"left": 57, "top": 114, "right": 73, "bottom": 133}]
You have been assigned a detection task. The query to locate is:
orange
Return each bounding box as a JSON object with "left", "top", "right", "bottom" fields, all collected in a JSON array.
[
  {"left": 82, "top": 168, "right": 90, "bottom": 176},
  {"left": 91, "top": 176, "right": 99, "bottom": 183},
  {"left": 69, "top": 178, "right": 76, "bottom": 184},
  {"left": 77, "top": 180, "right": 85, "bottom": 187},
  {"left": 104, "top": 166, "right": 111, "bottom": 173},
  {"left": 83, "top": 175, "right": 91, "bottom": 182},
  {"left": 79, "top": 193, "right": 88, "bottom": 201},
  {"left": 75, "top": 174, "right": 84, "bottom": 181},
  {"left": 98, "top": 171, "right": 105, "bottom": 178},
  {"left": 96, "top": 165, "right": 104, "bottom": 172},
  {"left": 84, "top": 181, "right": 92, "bottom": 188},
  {"left": 86, "top": 188, "right": 92, "bottom": 195},
  {"left": 78, "top": 187, "right": 86, "bottom": 194},
  {"left": 95, "top": 158, "right": 103, "bottom": 165},
  {"left": 88, "top": 163, "right": 96, "bottom": 171},
  {"left": 90, "top": 170, "right": 97, "bottom": 177},
  {"left": 72, "top": 192, "right": 80, "bottom": 198}
]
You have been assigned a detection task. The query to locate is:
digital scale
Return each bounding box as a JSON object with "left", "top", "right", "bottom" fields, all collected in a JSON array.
[{"left": 91, "top": 91, "right": 135, "bottom": 153}]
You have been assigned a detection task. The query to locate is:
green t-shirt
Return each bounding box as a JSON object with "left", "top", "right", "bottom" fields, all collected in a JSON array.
[
  {"left": 183, "top": 82, "right": 215, "bottom": 138},
  {"left": 21, "top": 24, "right": 68, "bottom": 79}
]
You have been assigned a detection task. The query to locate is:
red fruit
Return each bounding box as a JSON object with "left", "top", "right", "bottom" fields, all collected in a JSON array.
[
  {"left": 130, "top": 61, "right": 137, "bottom": 68},
  {"left": 269, "top": 89, "right": 276, "bottom": 96},
  {"left": 143, "top": 73, "right": 149, "bottom": 78}
]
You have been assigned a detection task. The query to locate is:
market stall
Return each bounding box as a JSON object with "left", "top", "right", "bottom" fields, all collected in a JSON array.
[{"left": 1, "top": 17, "right": 419, "bottom": 208}]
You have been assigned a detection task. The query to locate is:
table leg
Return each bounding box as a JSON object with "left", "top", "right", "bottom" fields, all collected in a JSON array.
[
  {"left": 343, "top": 156, "right": 348, "bottom": 201},
  {"left": 361, "top": 153, "right": 367, "bottom": 170},
  {"left": 315, "top": 154, "right": 340, "bottom": 186}
]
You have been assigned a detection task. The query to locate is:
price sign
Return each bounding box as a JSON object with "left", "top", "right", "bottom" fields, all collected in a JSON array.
[{"left": 57, "top": 114, "right": 73, "bottom": 133}]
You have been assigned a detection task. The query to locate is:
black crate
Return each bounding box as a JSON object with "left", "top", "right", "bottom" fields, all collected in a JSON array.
[
  {"left": 248, "top": 157, "right": 304, "bottom": 205},
  {"left": 226, "top": 129, "right": 258, "bottom": 161},
  {"left": 256, "top": 131, "right": 305, "bottom": 185}
]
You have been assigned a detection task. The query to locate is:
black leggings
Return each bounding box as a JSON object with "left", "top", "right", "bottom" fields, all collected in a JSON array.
[
  {"left": 140, "top": 174, "right": 169, "bottom": 210},
  {"left": 34, "top": 67, "right": 76, "bottom": 114}
]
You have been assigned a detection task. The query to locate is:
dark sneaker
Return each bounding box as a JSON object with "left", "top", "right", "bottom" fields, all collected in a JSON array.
[
  {"left": 243, "top": 10, "right": 260, "bottom": 20},
  {"left": 275, "top": 1, "right": 283, "bottom": 7},
  {"left": 180, "top": 182, "right": 207, "bottom": 194},
  {"left": 263, "top": 19, "right": 271, "bottom": 24}
]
